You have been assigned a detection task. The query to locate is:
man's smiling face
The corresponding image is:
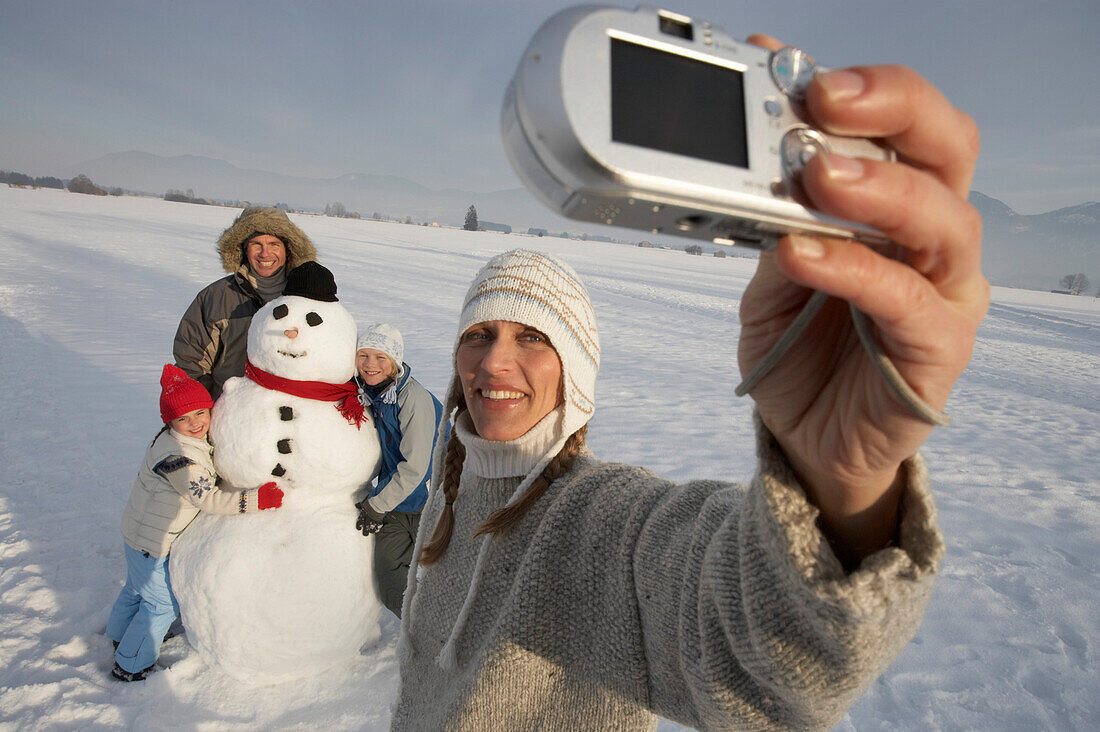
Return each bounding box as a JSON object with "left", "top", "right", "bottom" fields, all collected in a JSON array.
[{"left": 245, "top": 234, "right": 286, "bottom": 278}]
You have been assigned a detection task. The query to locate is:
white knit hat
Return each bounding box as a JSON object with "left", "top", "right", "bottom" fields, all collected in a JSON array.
[
  {"left": 454, "top": 248, "right": 599, "bottom": 440},
  {"left": 357, "top": 323, "right": 404, "bottom": 370}
]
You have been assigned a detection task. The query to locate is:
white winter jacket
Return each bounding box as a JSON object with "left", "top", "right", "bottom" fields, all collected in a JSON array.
[{"left": 120, "top": 428, "right": 266, "bottom": 557}]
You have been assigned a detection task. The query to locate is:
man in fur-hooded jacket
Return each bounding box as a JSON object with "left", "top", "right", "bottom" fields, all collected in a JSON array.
[{"left": 173, "top": 207, "right": 318, "bottom": 400}]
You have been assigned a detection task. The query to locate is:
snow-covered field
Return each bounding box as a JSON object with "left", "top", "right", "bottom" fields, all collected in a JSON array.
[{"left": 0, "top": 186, "right": 1096, "bottom": 730}]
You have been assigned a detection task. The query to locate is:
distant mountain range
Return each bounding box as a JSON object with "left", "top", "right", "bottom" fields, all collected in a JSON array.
[
  {"left": 65, "top": 151, "right": 583, "bottom": 237},
  {"left": 969, "top": 193, "right": 1099, "bottom": 292},
  {"left": 64, "top": 151, "right": 1098, "bottom": 292}
]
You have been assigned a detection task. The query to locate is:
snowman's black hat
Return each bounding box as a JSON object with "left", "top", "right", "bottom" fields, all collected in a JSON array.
[{"left": 283, "top": 261, "right": 338, "bottom": 302}]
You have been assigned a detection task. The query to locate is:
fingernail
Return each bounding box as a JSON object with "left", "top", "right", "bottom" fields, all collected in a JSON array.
[
  {"left": 817, "top": 69, "right": 865, "bottom": 101},
  {"left": 788, "top": 235, "right": 826, "bottom": 259},
  {"left": 821, "top": 152, "right": 865, "bottom": 181}
]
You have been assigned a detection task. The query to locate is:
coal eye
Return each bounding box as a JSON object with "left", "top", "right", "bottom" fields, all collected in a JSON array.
[
  {"left": 273, "top": 304, "right": 289, "bottom": 319},
  {"left": 306, "top": 312, "right": 323, "bottom": 327}
]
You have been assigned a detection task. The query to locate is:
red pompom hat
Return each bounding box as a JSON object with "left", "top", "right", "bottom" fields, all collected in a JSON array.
[{"left": 159, "top": 364, "right": 214, "bottom": 423}]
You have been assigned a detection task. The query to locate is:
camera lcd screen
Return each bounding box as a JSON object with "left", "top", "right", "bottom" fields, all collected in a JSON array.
[{"left": 610, "top": 38, "right": 749, "bottom": 168}]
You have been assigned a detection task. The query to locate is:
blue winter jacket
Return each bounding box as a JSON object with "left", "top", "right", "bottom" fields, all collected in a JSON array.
[{"left": 356, "top": 365, "right": 446, "bottom": 513}]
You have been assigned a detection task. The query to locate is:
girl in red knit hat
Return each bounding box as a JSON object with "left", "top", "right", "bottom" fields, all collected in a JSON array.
[{"left": 106, "top": 365, "right": 284, "bottom": 681}]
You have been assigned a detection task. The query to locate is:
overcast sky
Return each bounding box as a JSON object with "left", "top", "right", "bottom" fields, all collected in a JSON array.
[{"left": 1, "top": 0, "right": 1097, "bottom": 214}]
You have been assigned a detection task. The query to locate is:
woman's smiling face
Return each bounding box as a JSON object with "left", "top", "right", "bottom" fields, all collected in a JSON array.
[{"left": 456, "top": 320, "right": 562, "bottom": 442}]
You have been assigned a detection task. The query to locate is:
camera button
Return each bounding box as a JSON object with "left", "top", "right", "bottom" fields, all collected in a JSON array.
[
  {"left": 781, "top": 128, "right": 830, "bottom": 179},
  {"left": 764, "top": 100, "right": 783, "bottom": 118},
  {"left": 769, "top": 47, "right": 817, "bottom": 100}
]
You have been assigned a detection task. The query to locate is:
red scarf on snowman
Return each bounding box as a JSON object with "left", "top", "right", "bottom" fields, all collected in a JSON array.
[{"left": 245, "top": 360, "right": 367, "bottom": 429}]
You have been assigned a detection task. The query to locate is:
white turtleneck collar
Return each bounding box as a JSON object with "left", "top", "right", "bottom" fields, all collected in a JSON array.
[{"left": 455, "top": 406, "right": 565, "bottom": 480}]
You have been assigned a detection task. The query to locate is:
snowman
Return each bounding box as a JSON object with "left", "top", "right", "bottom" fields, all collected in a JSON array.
[{"left": 171, "top": 261, "right": 383, "bottom": 684}]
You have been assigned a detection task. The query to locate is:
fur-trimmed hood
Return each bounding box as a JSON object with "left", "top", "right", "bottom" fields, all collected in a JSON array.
[{"left": 216, "top": 206, "right": 318, "bottom": 275}]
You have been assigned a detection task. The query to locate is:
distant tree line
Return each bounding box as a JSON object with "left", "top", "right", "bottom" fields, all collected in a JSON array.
[
  {"left": 324, "top": 201, "right": 361, "bottom": 218},
  {"left": 1, "top": 169, "right": 123, "bottom": 196},
  {"left": 2, "top": 169, "right": 66, "bottom": 189},
  {"left": 68, "top": 174, "right": 108, "bottom": 196},
  {"left": 165, "top": 188, "right": 209, "bottom": 205}
]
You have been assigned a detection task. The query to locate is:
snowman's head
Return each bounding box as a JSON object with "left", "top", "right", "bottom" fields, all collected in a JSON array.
[
  {"left": 248, "top": 296, "right": 357, "bottom": 383},
  {"left": 246, "top": 263, "right": 358, "bottom": 384}
]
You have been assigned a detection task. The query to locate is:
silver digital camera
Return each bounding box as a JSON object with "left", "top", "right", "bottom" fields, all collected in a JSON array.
[{"left": 501, "top": 5, "right": 894, "bottom": 249}]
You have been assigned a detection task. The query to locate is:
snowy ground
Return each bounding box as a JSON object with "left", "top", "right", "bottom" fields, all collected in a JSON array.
[{"left": 0, "top": 187, "right": 1096, "bottom": 730}]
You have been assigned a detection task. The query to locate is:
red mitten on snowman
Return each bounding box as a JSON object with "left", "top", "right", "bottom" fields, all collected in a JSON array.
[{"left": 257, "top": 482, "right": 284, "bottom": 510}]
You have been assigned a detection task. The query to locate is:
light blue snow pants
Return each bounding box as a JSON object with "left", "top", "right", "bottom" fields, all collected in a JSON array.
[{"left": 106, "top": 543, "right": 179, "bottom": 673}]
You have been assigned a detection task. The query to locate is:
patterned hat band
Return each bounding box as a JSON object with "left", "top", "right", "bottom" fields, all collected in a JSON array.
[{"left": 357, "top": 323, "right": 405, "bottom": 368}]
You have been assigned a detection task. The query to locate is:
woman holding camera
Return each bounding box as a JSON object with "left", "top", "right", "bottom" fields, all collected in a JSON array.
[{"left": 391, "top": 46, "right": 987, "bottom": 731}]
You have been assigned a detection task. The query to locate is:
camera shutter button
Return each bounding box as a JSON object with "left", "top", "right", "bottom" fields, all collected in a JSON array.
[
  {"left": 781, "top": 128, "right": 830, "bottom": 179},
  {"left": 769, "top": 47, "right": 817, "bottom": 100}
]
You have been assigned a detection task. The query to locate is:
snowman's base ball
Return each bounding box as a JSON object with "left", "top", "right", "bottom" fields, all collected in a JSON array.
[{"left": 171, "top": 502, "right": 381, "bottom": 683}]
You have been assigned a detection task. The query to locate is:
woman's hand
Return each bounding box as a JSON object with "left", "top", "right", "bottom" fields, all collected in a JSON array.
[{"left": 738, "top": 36, "right": 990, "bottom": 565}]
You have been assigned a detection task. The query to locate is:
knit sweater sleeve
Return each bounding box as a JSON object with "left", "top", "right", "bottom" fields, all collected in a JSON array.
[
  {"left": 157, "top": 456, "right": 261, "bottom": 514},
  {"left": 632, "top": 416, "right": 944, "bottom": 730}
]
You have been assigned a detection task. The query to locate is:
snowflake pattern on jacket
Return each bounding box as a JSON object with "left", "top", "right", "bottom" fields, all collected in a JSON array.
[{"left": 189, "top": 475, "right": 213, "bottom": 499}]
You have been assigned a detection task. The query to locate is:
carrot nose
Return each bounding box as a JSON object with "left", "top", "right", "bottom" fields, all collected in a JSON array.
[{"left": 284, "top": 328, "right": 299, "bottom": 339}]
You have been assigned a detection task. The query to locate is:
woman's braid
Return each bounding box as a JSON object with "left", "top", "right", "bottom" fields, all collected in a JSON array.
[{"left": 418, "top": 385, "right": 466, "bottom": 566}]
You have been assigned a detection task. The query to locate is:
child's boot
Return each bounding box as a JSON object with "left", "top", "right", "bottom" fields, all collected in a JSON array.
[{"left": 111, "top": 662, "right": 152, "bottom": 682}]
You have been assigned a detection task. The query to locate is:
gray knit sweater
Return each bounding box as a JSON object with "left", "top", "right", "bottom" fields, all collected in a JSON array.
[{"left": 392, "top": 416, "right": 943, "bottom": 731}]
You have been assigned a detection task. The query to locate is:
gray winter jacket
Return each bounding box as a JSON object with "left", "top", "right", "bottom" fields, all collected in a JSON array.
[
  {"left": 392, "top": 417, "right": 943, "bottom": 731},
  {"left": 173, "top": 207, "right": 317, "bottom": 400}
]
